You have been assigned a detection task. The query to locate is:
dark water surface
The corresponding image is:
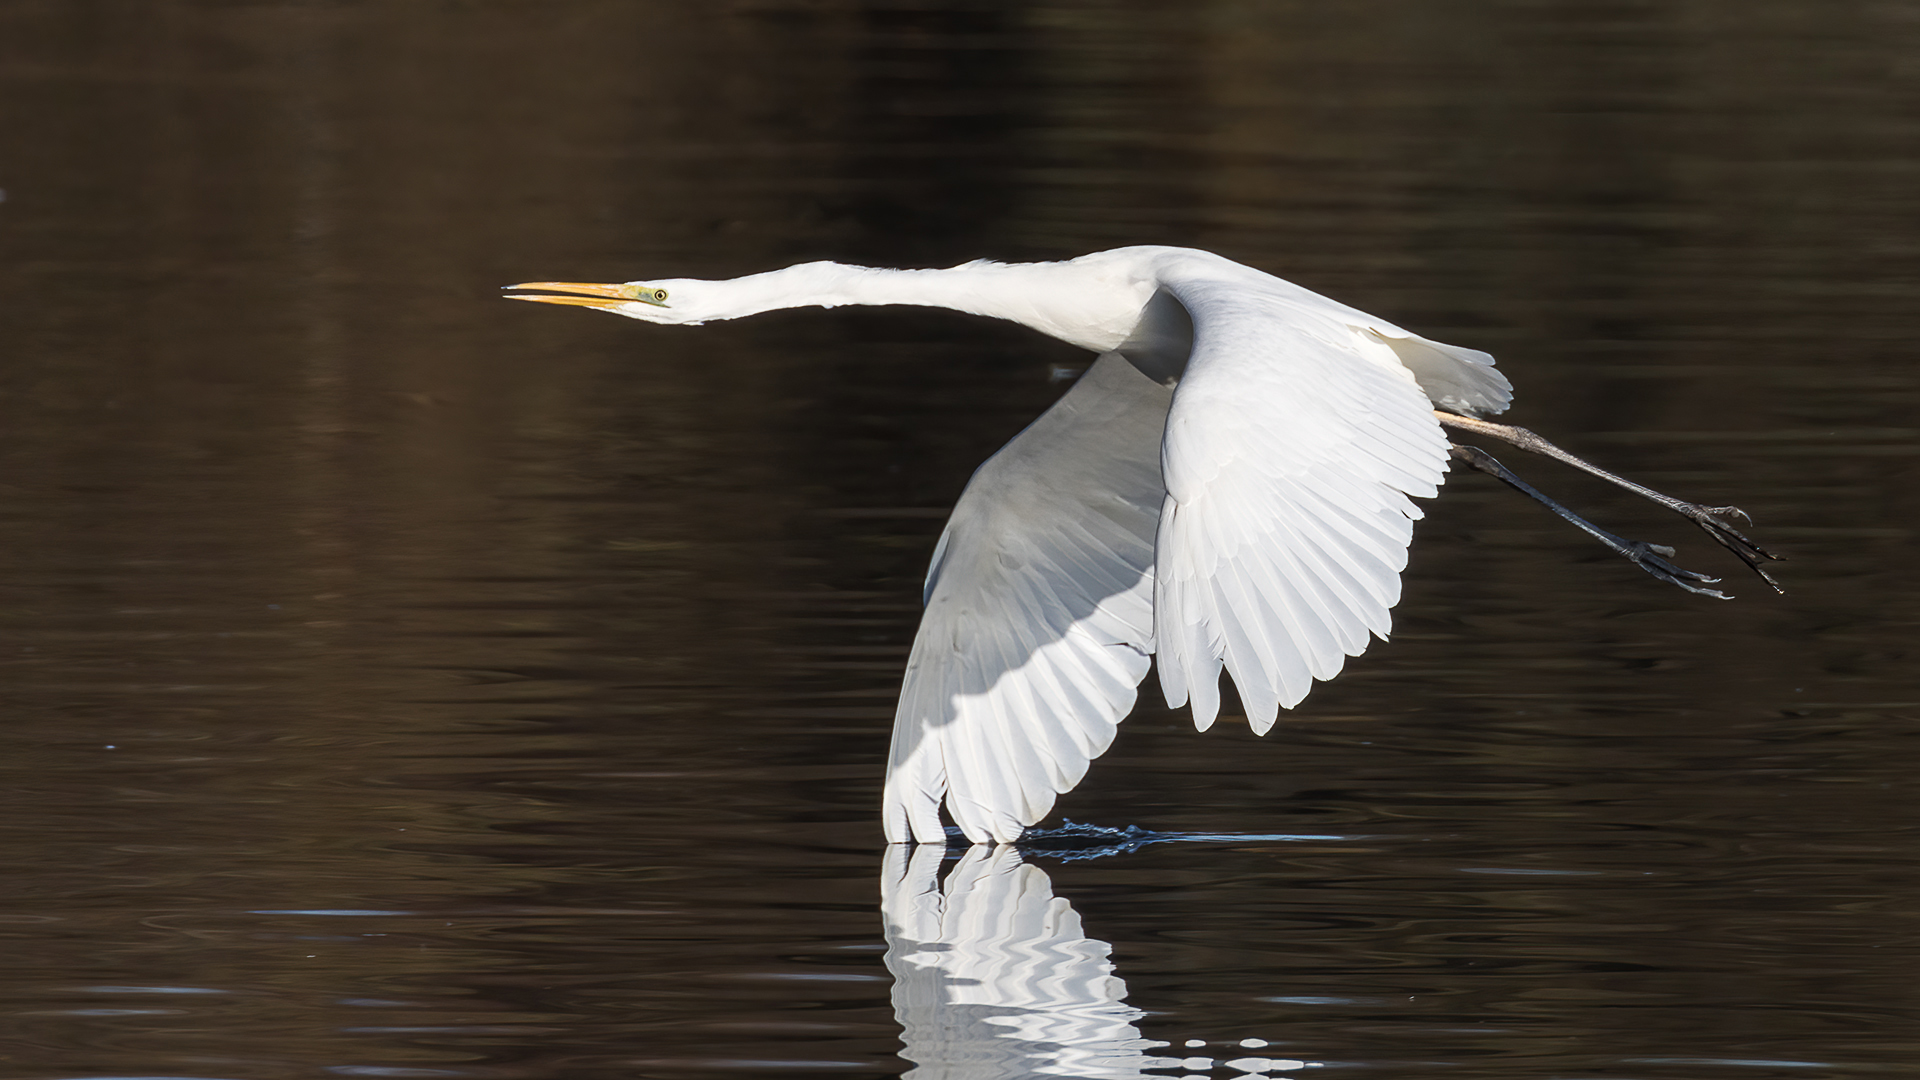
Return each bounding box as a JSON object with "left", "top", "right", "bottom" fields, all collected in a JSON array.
[{"left": 3, "top": 2, "right": 1918, "bottom": 1077}]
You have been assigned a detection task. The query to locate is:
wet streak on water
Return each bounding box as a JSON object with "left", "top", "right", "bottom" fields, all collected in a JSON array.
[{"left": 1, "top": 1, "right": 1917, "bottom": 1077}]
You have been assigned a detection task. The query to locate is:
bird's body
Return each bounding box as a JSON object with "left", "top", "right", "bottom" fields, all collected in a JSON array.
[{"left": 509, "top": 246, "right": 1774, "bottom": 844}]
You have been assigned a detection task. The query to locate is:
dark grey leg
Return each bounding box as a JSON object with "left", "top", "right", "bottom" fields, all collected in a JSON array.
[
  {"left": 1437, "top": 412, "right": 1784, "bottom": 593},
  {"left": 1448, "top": 444, "right": 1733, "bottom": 599}
]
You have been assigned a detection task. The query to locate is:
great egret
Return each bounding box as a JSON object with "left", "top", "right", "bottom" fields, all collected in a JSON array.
[{"left": 507, "top": 246, "right": 1780, "bottom": 845}]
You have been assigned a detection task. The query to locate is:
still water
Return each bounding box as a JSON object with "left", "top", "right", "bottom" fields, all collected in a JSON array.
[{"left": 2, "top": 1, "right": 1918, "bottom": 1077}]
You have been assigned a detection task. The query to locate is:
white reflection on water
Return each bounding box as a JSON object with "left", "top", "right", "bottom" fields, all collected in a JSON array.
[{"left": 881, "top": 844, "right": 1317, "bottom": 1079}]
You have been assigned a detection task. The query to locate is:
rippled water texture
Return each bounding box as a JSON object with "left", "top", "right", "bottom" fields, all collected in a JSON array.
[{"left": 3, "top": 2, "right": 1918, "bottom": 1077}]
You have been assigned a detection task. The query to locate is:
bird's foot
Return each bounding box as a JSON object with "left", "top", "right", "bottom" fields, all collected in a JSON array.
[
  {"left": 1607, "top": 535, "right": 1732, "bottom": 599},
  {"left": 1449, "top": 443, "right": 1753, "bottom": 598},
  {"left": 1437, "top": 414, "right": 1786, "bottom": 594},
  {"left": 1672, "top": 503, "right": 1787, "bottom": 593}
]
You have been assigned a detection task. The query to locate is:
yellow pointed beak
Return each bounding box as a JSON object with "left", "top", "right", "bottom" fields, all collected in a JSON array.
[{"left": 502, "top": 281, "right": 670, "bottom": 310}]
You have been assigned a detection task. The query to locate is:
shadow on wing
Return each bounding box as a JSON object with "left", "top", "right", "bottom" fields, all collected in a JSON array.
[{"left": 884, "top": 354, "right": 1174, "bottom": 843}]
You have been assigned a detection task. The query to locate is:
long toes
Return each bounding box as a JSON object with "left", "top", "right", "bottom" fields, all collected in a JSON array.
[
  {"left": 1625, "top": 546, "right": 1732, "bottom": 598},
  {"left": 1651, "top": 561, "right": 1722, "bottom": 586},
  {"left": 1688, "top": 506, "right": 1787, "bottom": 567},
  {"left": 1709, "top": 526, "right": 1768, "bottom": 561},
  {"left": 1647, "top": 563, "right": 1734, "bottom": 599},
  {"left": 1690, "top": 521, "right": 1788, "bottom": 594},
  {"left": 1693, "top": 517, "right": 1788, "bottom": 584}
]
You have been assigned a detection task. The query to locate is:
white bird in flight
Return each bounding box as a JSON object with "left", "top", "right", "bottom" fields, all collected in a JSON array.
[{"left": 507, "top": 246, "right": 1779, "bottom": 845}]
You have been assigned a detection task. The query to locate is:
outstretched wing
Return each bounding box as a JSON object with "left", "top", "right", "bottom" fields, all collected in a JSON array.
[
  {"left": 884, "top": 354, "right": 1173, "bottom": 845},
  {"left": 1151, "top": 265, "right": 1454, "bottom": 732}
]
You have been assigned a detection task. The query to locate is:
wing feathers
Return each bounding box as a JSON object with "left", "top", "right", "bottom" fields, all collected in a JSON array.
[
  {"left": 884, "top": 354, "right": 1171, "bottom": 844},
  {"left": 886, "top": 251, "right": 1493, "bottom": 843},
  {"left": 1153, "top": 264, "right": 1451, "bottom": 735}
]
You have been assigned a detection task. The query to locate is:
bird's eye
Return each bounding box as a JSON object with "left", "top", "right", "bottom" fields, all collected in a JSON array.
[{"left": 652, "top": 288, "right": 669, "bottom": 302}]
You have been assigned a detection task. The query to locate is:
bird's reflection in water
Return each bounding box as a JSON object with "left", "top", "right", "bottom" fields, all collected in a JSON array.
[{"left": 882, "top": 843, "right": 1317, "bottom": 1079}]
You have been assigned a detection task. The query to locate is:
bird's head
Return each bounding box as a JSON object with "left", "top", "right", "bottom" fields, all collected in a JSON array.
[{"left": 502, "top": 277, "right": 710, "bottom": 324}]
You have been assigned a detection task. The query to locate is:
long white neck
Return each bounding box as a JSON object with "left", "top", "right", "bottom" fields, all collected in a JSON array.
[{"left": 681, "top": 258, "right": 1157, "bottom": 353}]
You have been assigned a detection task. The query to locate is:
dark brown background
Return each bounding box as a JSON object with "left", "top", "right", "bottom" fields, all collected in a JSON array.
[{"left": 1, "top": 2, "right": 1915, "bottom": 1077}]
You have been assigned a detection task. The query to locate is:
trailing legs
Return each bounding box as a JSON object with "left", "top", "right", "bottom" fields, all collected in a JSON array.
[{"left": 1438, "top": 411, "right": 1784, "bottom": 596}]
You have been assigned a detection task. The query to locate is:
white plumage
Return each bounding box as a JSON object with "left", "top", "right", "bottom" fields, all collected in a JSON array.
[
  {"left": 507, "top": 246, "right": 1514, "bottom": 844},
  {"left": 882, "top": 843, "right": 1161, "bottom": 1078}
]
